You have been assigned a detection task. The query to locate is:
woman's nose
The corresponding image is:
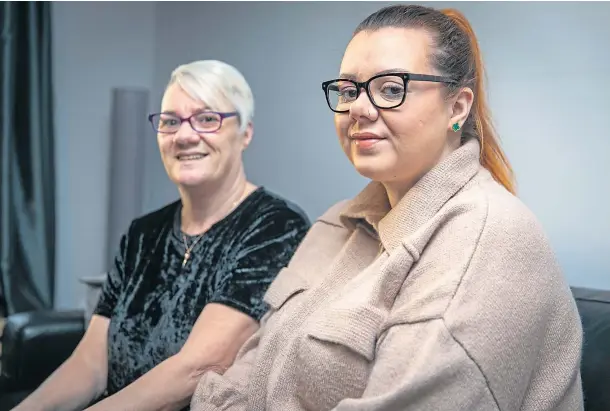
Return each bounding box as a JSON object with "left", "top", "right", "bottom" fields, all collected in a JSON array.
[
  {"left": 173, "top": 120, "right": 200, "bottom": 144},
  {"left": 349, "top": 90, "right": 377, "bottom": 121}
]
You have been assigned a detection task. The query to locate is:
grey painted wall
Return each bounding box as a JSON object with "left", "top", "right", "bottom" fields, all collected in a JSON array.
[
  {"left": 150, "top": 2, "right": 610, "bottom": 289},
  {"left": 52, "top": 2, "right": 155, "bottom": 309},
  {"left": 52, "top": 2, "right": 610, "bottom": 308}
]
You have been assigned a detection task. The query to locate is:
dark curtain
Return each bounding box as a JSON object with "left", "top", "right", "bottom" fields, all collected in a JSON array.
[{"left": 0, "top": 1, "right": 55, "bottom": 315}]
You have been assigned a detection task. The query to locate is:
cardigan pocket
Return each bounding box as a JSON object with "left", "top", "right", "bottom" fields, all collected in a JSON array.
[{"left": 295, "top": 305, "right": 385, "bottom": 410}]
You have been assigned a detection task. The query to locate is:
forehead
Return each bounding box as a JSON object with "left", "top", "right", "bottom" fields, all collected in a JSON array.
[
  {"left": 340, "top": 27, "right": 433, "bottom": 80},
  {"left": 161, "top": 83, "right": 209, "bottom": 114}
]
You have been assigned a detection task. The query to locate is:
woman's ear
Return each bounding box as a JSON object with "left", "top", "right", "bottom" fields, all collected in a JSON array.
[
  {"left": 241, "top": 123, "right": 253, "bottom": 151},
  {"left": 447, "top": 86, "right": 474, "bottom": 130}
]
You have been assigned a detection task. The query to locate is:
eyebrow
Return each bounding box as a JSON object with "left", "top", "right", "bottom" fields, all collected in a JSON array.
[
  {"left": 160, "top": 108, "right": 210, "bottom": 116},
  {"left": 338, "top": 68, "right": 411, "bottom": 80}
]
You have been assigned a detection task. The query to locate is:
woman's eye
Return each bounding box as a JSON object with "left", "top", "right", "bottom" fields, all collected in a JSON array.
[
  {"left": 161, "top": 118, "right": 179, "bottom": 126},
  {"left": 380, "top": 84, "right": 405, "bottom": 100},
  {"left": 339, "top": 88, "right": 357, "bottom": 100}
]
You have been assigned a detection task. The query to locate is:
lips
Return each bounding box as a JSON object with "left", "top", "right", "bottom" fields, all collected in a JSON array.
[
  {"left": 350, "top": 132, "right": 385, "bottom": 150},
  {"left": 176, "top": 153, "right": 208, "bottom": 161},
  {"left": 350, "top": 132, "right": 384, "bottom": 140}
]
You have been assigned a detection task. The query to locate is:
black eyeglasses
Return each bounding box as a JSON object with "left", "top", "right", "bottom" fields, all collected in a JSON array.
[
  {"left": 321, "top": 72, "right": 456, "bottom": 113},
  {"left": 148, "top": 111, "right": 239, "bottom": 134}
]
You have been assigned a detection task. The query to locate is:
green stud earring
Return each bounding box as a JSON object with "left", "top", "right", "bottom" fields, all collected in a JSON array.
[{"left": 452, "top": 122, "right": 461, "bottom": 132}]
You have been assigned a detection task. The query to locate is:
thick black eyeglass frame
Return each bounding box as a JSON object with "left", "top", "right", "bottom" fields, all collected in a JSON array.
[{"left": 321, "top": 72, "right": 457, "bottom": 113}]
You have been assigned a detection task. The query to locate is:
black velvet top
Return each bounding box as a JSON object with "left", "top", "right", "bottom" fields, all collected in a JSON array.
[{"left": 93, "top": 187, "right": 310, "bottom": 408}]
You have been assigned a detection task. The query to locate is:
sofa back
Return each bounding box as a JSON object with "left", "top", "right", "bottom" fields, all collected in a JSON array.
[{"left": 572, "top": 286, "right": 610, "bottom": 411}]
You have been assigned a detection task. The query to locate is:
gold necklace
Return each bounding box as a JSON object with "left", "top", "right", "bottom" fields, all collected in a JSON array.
[
  {"left": 180, "top": 184, "right": 251, "bottom": 268},
  {"left": 181, "top": 234, "right": 205, "bottom": 268}
]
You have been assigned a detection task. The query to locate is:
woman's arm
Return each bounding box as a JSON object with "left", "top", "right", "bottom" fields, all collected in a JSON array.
[
  {"left": 14, "top": 223, "right": 133, "bottom": 411},
  {"left": 12, "top": 316, "right": 110, "bottom": 411},
  {"left": 190, "top": 313, "right": 265, "bottom": 411},
  {"left": 84, "top": 303, "right": 258, "bottom": 411},
  {"left": 327, "top": 313, "right": 581, "bottom": 411},
  {"left": 331, "top": 319, "right": 502, "bottom": 411}
]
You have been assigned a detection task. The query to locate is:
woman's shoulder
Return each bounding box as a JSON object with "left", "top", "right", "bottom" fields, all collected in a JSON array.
[
  {"left": 465, "top": 170, "right": 551, "bottom": 252},
  {"left": 442, "top": 170, "right": 573, "bottom": 313},
  {"left": 391, "top": 172, "right": 581, "bottom": 373},
  {"left": 124, "top": 200, "right": 181, "bottom": 238},
  {"left": 242, "top": 187, "right": 311, "bottom": 229},
  {"left": 394, "top": 170, "right": 569, "bottom": 320},
  {"left": 438, "top": 175, "right": 582, "bottom": 392}
]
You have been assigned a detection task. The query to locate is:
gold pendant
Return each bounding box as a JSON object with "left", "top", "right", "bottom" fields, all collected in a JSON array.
[{"left": 182, "top": 251, "right": 190, "bottom": 268}]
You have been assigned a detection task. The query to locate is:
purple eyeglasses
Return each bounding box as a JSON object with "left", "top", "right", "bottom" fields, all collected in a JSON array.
[{"left": 148, "top": 111, "right": 239, "bottom": 134}]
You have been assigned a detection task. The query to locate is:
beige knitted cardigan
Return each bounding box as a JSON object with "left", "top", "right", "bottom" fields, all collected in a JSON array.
[{"left": 192, "top": 139, "right": 584, "bottom": 411}]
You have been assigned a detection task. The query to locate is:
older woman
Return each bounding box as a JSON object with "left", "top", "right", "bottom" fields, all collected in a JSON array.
[
  {"left": 13, "top": 60, "right": 310, "bottom": 411},
  {"left": 191, "top": 5, "right": 584, "bottom": 411}
]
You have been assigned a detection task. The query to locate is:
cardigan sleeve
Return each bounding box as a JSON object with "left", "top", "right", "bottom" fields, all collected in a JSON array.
[
  {"left": 330, "top": 319, "right": 500, "bottom": 411},
  {"left": 329, "top": 305, "right": 582, "bottom": 411}
]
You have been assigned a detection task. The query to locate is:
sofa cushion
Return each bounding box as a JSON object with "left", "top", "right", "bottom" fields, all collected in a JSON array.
[
  {"left": 79, "top": 273, "right": 107, "bottom": 326},
  {"left": 0, "top": 310, "right": 84, "bottom": 393}
]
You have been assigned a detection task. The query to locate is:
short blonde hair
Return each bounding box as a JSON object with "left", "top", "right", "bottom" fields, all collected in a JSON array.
[{"left": 167, "top": 60, "right": 254, "bottom": 133}]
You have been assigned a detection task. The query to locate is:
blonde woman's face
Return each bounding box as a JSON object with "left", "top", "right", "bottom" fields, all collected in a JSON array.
[{"left": 157, "top": 84, "right": 250, "bottom": 189}]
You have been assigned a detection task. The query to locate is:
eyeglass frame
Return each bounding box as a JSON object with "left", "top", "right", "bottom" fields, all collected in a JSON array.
[
  {"left": 321, "top": 72, "right": 457, "bottom": 113},
  {"left": 147, "top": 110, "right": 240, "bottom": 134}
]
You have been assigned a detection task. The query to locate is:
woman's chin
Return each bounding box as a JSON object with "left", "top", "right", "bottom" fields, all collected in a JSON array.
[
  {"left": 351, "top": 159, "right": 388, "bottom": 182},
  {"left": 172, "top": 172, "right": 210, "bottom": 188}
]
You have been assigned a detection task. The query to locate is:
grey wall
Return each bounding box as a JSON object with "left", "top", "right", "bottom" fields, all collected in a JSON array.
[
  {"left": 52, "top": 2, "right": 610, "bottom": 308},
  {"left": 52, "top": 2, "right": 155, "bottom": 309},
  {"left": 150, "top": 2, "right": 610, "bottom": 289}
]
